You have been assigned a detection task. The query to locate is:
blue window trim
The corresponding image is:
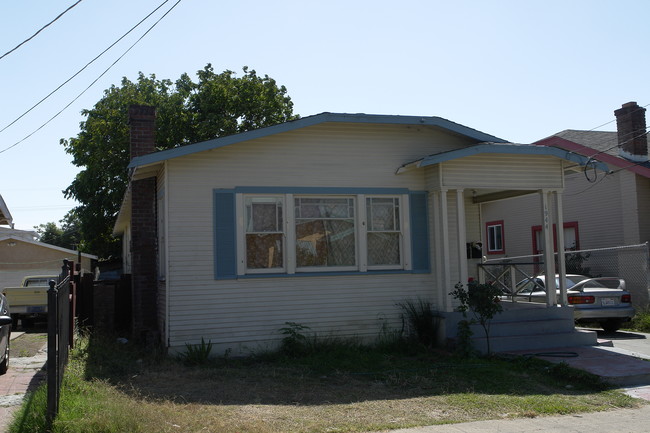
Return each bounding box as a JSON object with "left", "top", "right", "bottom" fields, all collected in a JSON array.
[{"left": 213, "top": 187, "right": 430, "bottom": 280}]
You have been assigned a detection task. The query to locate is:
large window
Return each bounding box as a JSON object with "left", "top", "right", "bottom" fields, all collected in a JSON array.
[
  {"left": 295, "top": 197, "right": 356, "bottom": 269},
  {"left": 239, "top": 194, "right": 407, "bottom": 274},
  {"left": 215, "top": 189, "right": 430, "bottom": 279}
]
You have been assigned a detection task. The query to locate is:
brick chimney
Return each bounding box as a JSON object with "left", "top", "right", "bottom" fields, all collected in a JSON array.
[
  {"left": 129, "top": 105, "right": 157, "bottom": 158},
  {"left": 614, "top": 101, "right": 648, "bottom": 162},
  {"left": 128, "top": 105, "right": 160, "bottom": 345}
]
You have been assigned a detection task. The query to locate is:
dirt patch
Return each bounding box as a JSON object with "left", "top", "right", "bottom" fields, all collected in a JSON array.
[{"left": 11, "top": 333, "right": 47, "bottom": 357}]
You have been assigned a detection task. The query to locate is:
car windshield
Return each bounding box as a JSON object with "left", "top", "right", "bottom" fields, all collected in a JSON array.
[{"left": 24, "top": 278, "right": 50, "bottom": 287}]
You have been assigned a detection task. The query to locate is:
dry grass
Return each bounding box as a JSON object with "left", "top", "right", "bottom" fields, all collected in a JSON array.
[
  {"left": 10, "top": 331, "right": 47, "bottom": 357},
  {"left": 9, "top": 333, "right": 646, "bottom": 433}
]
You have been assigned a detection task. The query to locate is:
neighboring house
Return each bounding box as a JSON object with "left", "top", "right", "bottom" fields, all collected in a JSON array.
[
  {"left": 481, "top": 102, "right": 650, "bottom": 304},
  {"left": 115, "top": 106, "right": 605, "bottom": 354},
  {"left": 0, "top": 194, "right": 97, "bottom": 289}
]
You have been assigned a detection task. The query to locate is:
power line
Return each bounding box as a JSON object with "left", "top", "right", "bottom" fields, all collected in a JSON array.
[
  {"left": 0, "top": 0, "right": 183, "bottom": 155},
  {"left": 0, "top": 0, "right": 84, "bottom": 61},
  {"left": 0, "top": 0, "right": 171, "bottom": 135}
]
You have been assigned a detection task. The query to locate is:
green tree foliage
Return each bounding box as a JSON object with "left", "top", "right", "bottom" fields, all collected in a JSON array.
[
  {"left": 62, "top": 65, "right": 298, "bottom": 258},
  {"left": 34, "top": 211, "right": 81, "bottom": 251}
]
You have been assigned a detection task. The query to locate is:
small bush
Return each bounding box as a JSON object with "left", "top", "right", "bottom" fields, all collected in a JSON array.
[
  {"left": 177, "top": 337, "right": 213, "bottom": 365},
  {"left": 397, "top": 298, "right": 440, "bottom": 348},
  {"left": 626, "top": 307, "right": 650, "bottom": 333}
]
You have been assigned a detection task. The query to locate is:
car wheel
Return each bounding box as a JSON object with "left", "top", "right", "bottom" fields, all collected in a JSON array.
[
  {"left": 0, "top": 340, "right": 8, "bottom": 375},
  {"left": 602, "top": 319, "right": 623, "bottom": 333}
]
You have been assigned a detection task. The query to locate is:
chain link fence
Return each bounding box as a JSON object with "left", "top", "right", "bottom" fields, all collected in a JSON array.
[{"left": 479, "top": 243, "right": 650, "bottom": 308}]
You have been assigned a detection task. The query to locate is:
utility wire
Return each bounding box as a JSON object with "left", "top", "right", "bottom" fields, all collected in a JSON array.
[
  {"left": 0, "top": 0, "right": 171, "bottom": 135},
  {"left": 0, "top": 0, "right": 182, "bottom": 155},
  {"left": 0, "top": 0, "right": 84, "bottom": 61}
]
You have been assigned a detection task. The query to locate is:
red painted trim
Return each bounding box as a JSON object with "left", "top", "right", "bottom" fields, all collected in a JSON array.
[
  {"left": 531, "top": 221, "right": 579, "bottom": 254},
  {"left": 485, "top": 220, "right": 505, "bottom": 255},
  {"left": 535, "top": 136, "right": 650, "bottom": 179}
]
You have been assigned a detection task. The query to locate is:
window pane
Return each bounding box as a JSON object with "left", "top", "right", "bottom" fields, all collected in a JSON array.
[
  {"left": 368, "top": 232, "right": 400, "bottom": 265},
  {"left": 295, "top": 197, "right": 354, "bottom": 219},
  {"left": 366, "top": 197, "right": 401, "bottom": 266},
  {"left": 245, "top": 196, "right": 284, "bottom": 270},
  {"left": 295, "top": 197, "right": 356, "bottom": 267},
  {"left": 246, "top": 197, "right": 282, "bottom": 233},
  {"left": 487, "top": 224, "right": 503, "bottom": 252},
  {"left": 367, "top": 197, "right": 399, "bottom": 231},
  {"left": 246, "top": 234, "right": 283, "bottom": 269}
]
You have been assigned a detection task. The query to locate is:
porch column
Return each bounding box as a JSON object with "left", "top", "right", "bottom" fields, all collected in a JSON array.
[
  {"left": 554, "top": 190, "right": 568, "bottom": 306},
  {"left": 539, "top": 189, "right": 557, "bottom": 306},
  {"left": 437, "top": 189, "right": 453, "bottom": 312},
  {"left": 456, "top": 189, "right": 468, "bottom": 288}
]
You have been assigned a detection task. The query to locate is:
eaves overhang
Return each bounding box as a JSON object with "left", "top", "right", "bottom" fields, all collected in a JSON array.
[
  {"left": 127, "top": 112, "right": 508, "bottom": 169},
  {"left": 0, "top": 194, "right": 13, "bottom": 226},
  {"left": 396, "top": 143, "right": 610, "bottom": 174}
]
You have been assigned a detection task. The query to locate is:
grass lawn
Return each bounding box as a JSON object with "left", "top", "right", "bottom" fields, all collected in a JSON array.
[{"left": 8, "top": 333, "right": 646, "bottom": 433}]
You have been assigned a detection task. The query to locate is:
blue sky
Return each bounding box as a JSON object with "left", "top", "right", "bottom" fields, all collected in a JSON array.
[{"left": 0, "top": 0, "right": 648, "bottom": 233}]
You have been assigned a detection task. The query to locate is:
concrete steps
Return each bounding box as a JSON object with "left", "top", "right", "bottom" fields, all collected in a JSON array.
[{"left": 441, "top": 303, "right": 598, "bottom": 354}]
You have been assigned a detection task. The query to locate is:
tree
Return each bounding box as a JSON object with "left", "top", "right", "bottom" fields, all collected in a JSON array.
[
  {"left": 34, "top": 211, "right": 81, "bottom": 251},
  {"left": 62, "top": 65, "right": 298, "bottom": 258}
]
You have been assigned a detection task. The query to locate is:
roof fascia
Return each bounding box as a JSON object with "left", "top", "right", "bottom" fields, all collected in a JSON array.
[
  {"left": 416, "top": 143, "right": 609, "bottom": 172},
  {"left": 535, "top": 135, "right": 650, "bottom": 178},
  {"left": 128, "top": 113, "right": 508, "bottom": 169},
  {"left": 0, "top": 235, "right": 98, "bottom": 259}
]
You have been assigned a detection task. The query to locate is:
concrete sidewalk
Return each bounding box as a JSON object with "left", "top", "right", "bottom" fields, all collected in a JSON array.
[
  {"left": 376, "top": 406, "right": 650, "bottom": 433},
  {"left": 0, "top": 332, "right": 47, "bottom": 433}
]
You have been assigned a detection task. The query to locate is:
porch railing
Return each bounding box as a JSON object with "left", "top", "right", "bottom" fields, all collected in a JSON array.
[{"left": 478, "top": 243, "right": 650, "bottom": 305}]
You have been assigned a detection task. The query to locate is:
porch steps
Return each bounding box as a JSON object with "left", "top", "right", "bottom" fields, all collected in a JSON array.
[{"left": 443, "top": 303, "right": 598, "bottom": 354}]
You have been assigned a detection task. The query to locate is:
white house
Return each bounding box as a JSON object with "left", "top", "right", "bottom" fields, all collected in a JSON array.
[{"left": 114, "top": 106, "right": 607, "bottom": 354}]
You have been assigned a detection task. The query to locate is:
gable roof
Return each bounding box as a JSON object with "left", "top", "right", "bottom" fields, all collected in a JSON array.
[
  {"left": 127, "top": 112, "right": 508, "bottom": 170},
  {"left": 0, "top": 235, "right": 98, "bottom": 259},
  {"left": 536, "top": 130, "right": 650, "bottom": 178},
  {"left": 397, "top": 142, "right": 609, "bottom": 173}
]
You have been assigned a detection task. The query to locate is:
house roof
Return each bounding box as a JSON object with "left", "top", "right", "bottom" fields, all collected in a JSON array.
[
  {"left": 536, "top": 130, "right": 650, "bottom": 178},
  {"left": 0, "top": 235, "right": 98, "bottom": 260},
  {"left": 0, "top": 194, "right": 13, "bottom": 226},
  {"left": 397, "top": 142, "right": 610, "bottom": 173},
  {"left": 127, "top": 112, "right": 508, "bottom": 170}
]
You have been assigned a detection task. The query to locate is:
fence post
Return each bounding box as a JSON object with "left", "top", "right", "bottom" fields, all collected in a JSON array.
[{"left": 46, "top": 279, "right": 58, "bottom": 424}]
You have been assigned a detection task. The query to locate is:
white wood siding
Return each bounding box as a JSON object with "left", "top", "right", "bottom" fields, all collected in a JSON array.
[
  {"left": 636, "top": 176, "right": 650, "bottom": 243},
  {"left": 441, "top": 154, "right": 564, "bottom": 189},
  {"left": 165, "top": 123, "right": 473, "bottom": 354}
]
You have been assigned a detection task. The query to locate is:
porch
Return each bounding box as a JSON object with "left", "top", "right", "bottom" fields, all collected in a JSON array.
[{"left": 399, "top": 143, "right": 609, "bottom": 353}]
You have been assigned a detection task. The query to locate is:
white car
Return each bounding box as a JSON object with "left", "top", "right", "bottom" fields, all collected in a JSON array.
[{"left": 512, "top": 274, "right": 635, "bottom": 333}]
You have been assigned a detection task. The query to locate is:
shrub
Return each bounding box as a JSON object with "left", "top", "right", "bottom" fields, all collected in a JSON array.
[
  {"left": 177, "top": 337, "right": 213, "bottom": 365},
  {"left": 396, "top": 298, "right": 440, "bottom": 348}
]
